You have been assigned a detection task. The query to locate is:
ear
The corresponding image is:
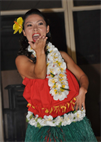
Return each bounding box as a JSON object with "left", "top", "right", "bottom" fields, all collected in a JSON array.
[
  {"left": 46, "top": 25, "right": 49, "bottom": 33},
  {"left": 23, "top": 30, "right": 26, "bottom": 37}
]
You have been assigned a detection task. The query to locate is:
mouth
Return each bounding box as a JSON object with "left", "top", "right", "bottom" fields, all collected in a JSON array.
[{"left": 32, "top": 33, "right": 41, "bottom": 42}]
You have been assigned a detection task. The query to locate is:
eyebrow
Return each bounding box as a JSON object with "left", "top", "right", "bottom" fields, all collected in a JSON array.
[
  {"left": 25, "top": 20, "right": 44, "bottom": 25},
  {"left": 37, "top": 20, "right": 44, "bottom": 23}
]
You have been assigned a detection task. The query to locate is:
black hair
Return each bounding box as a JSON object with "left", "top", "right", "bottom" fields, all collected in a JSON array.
[
  {"left": 18, "top": 9, "right": 51, "bottom": 63},
  {"left": 23, "top": 9, "right": 49, "bottom": 29}
]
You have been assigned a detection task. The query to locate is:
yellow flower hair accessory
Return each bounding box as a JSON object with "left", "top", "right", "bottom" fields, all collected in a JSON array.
[{"left": 13, "top": 17, "right": 23, "bottom": 34}]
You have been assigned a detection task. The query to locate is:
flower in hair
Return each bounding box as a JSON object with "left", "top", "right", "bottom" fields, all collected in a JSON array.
[{"left": 13, "top": 17, "right": 23, "bottom": 34}]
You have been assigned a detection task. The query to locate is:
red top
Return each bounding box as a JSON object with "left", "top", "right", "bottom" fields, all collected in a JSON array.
[{"left": 22, "top": 69, "right": 79, "bottom": 118}]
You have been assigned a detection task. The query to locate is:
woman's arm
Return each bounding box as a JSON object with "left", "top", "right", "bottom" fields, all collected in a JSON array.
[
  {"left": 15, "top": 36, "right": 47, "bottom": 79},
  {"left": 60, "top": 51, "right": 89, "bottom": 110}
]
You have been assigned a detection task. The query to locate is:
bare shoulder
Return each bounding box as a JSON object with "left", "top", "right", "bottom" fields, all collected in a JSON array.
[
  {"left": 15, "top": 55, "right": 30, "bottom": 67},
  {"left": 59, "top": 51, "right": 67, "bottom": 57},
  {"left": 60, "top": 51, "right": 70, "bottom": 58},
  {"left": 60, "top": 51, "right": 85, "bottom": 80},
  {"left": 15, "top": 55, "right": 35, "bottom": 78},
  {"left": 15, "top": 55, "right": 28, "bottom": 63},
  {"left": 59, "top": 51, "right": 74, "bottom": 64}
]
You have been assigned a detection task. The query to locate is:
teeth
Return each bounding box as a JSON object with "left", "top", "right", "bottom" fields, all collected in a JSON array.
[{"left": 33, "top": 34, "right": 40, "bottom": 37}]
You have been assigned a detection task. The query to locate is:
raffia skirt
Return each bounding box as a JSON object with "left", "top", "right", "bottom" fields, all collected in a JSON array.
[{"left": 25, "top": 116, "right": 97, "bottom": 142}]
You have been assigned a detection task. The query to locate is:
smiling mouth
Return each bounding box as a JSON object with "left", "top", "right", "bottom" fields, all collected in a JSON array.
[{"left": 32, "top": 33, "right": 41, "bottom": 42}]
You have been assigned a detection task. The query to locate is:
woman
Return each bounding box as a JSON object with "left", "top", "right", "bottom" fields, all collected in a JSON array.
[{"left": 13, "top": 9, "right": 97, "bottom": 142}]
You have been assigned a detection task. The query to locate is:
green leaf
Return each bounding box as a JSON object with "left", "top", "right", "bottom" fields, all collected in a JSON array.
[
  {"left": 73, "top": 110, "right": 77, "bottom": 113},
  {"left": 46, "top": 50, "right": 50, "bottom": 55},
  {"left": 60, "top": 87, "right": 70, "bottom": 91},
  {"left": 37, "top": 122, "right": 42, "bottom": 129},
  {"left": 57, "top": 122, "right": 62, "bottom": 127},
  {"left": 50, "top": 72, "right": 55, "bottom": 77},
  {"left": 38, "top": 117, "right": 42, "bottom": 119},
  {"left": 26, "top": 118, "right": 29, "bottom": 123},
  {"left": 35, "top": 118, "right": 38, "bottom": 122},
  {"left": 29, "top": 114, "right": 33, "bottom": 119}
]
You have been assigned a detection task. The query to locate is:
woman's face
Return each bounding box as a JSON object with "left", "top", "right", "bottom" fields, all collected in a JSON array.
[{"left": 23, "top": 14, "right": 49, "bottom": 42}]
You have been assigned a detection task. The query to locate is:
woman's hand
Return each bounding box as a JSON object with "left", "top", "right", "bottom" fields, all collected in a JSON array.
[
  {"left": 28, "top": 35, "right": 48, "bottom": 55},
  {"left": 75, "top": 87, "right": 87, "bottom": 110}
]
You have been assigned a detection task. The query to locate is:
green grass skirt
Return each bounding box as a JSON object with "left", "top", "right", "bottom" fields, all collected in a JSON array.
[{"left": 25, "top": 117, "right": 97, "bottom": 142}]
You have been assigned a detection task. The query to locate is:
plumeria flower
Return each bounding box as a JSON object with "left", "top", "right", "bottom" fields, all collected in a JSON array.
[
  {"left": 65, "top": 113, "right": 74, "bottom": 121},
  {"left": 44, "top": 115, "right": 53, "bottom": 121},
  {"left": 58, "top": 91, "right": 67, "bottom": 100},
  {"left": 81, "top": 109, "right": 86, "bottom": 117},
  {"left": 47, "top": 43, "right": 54, "bottom": 50},
  {"left": 47, "top": 64, "right": 55, "bottom": 75},
  {"left": 46, "top": 121, "right": 55, "bottom": 126},
  {"left": 53, "top": 95, "right": 60, "bottom": 100},
  {"left": 47, "top": 66, "right": 60, "bottom": 76},
  {"left": 50, "top": 88, "right": 66, "bottom": 101},
  {"left": 60, "top": 72, "right": 67, "bottom": 77},
  {"left": 56, "top": 61, "right": 62, "bottom": 67},
  {"left": 50, "top": 88, "right": 64, "bottom": 100},
  {"left": 61, "top": 83, "right": 69, "bottom": 91},
  {"left": 13, "top": 17, "right": 23, "bottom": 34},
  {"left": 51, "top": 82, "right": 62, "bottom": 91},
  {"left": 35, "top": 114, "right": 39, "bottom": 118},
  {"left": 29, "top": 118, "right": 36, "bottom": 126},
  {"left": 55, "top": 82, "right": 62, "bottom": 89},
  {"left": 27, "top": 45, "right": 36, "bottom": 57},
  {"left": 73, "top": 110, "right": 84, "bottom": 121},
  {"left": 62, "top": 116, "right": 71, "bottom": 126},
  {"left": 48, "top": 76, "right": 58, "bottom": 86},
  {"left": 62, "top": 113, "right": 74, "bottom": 126},
  {"left": 27, "top": 45, "right": 33, "bottom": 52},
  {"left": 52, "top": 52, "right": 59, "bottom": 60},
  {"left": 50, "top": 88, "right": 58, "bottom": 96},
  {"left": 52, "top": 66, "right": 61, "bottom": 75},
  {"left": 59, "top": 73, "right": 66, "bottom": 78},
  {"left": 54, "top": 116, "right": 64, "bottom": 125},
  {"left": 47, "top": 52, "right": 53, "bottom": 59},
  {"left": 42, "top": 115, "right": 55, "bottom": 126},
  {"left": 26, "top": 111, "right": 33, "bottom": 121},
  {"left": 60, "top": 62, "right": 66, "bottom": 71},
  {"left": 59, "top": 74, "right": 67, "bottom": 82},
  {"left": 37, "top": 118, "right": 45, "bottom": 126}
]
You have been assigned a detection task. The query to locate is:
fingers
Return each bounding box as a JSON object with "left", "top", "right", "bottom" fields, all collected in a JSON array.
[
  {"left": 29, "top": 35, "right": 48, "bottom": 49},
  {"left": 28, "top": 41, "right": 34, "bottom": 48},
  {"left": 74, "top": 88, "right": 86, "bottom": 111},
  {"left": 75, "top": 103, "right": 82, "bottom": 111},
  {"left": 82, "top": 102, "right": 86, "bottom": 110},
  {"left": 75, "top": 99, "right": 85, "bottom": 111},
  {"left": 35, "top": 35, "right": 48, "bottom": 44}
]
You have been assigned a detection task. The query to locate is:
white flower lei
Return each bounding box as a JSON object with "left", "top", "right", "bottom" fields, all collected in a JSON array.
[
  {"left": 27, "top": 42, "right": 69, "bottom": 101},
  {"left": 26, "top": 109, "right": 86, "bottom": 128}
]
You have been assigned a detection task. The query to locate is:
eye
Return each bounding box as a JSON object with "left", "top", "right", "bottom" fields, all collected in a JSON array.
[
  {"left": 38, "top": 22, "right": 43, "bottom": 25},
  {"left": 27, "top": 24, "right": 32, "bottom": 27}
]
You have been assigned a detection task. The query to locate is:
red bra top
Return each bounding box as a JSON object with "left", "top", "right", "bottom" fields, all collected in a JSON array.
[{"left": 22, "top": 69, "right": 79, "bottom": 118}]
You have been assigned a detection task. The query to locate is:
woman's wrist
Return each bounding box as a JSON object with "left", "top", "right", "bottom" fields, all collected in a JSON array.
[
  {"left": 36, "top": 48, "right": 45, "bottom": 55},
  {"left": 80, "top": 86, "right": 87, "bottom": 94},
  {"left": 79, "top": 74, "right": 89, "bottom": 94}
]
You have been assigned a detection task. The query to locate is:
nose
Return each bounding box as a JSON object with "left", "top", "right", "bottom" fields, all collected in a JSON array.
[{"left": 33, "top": 25, "right": 38, "bottom": 31}]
